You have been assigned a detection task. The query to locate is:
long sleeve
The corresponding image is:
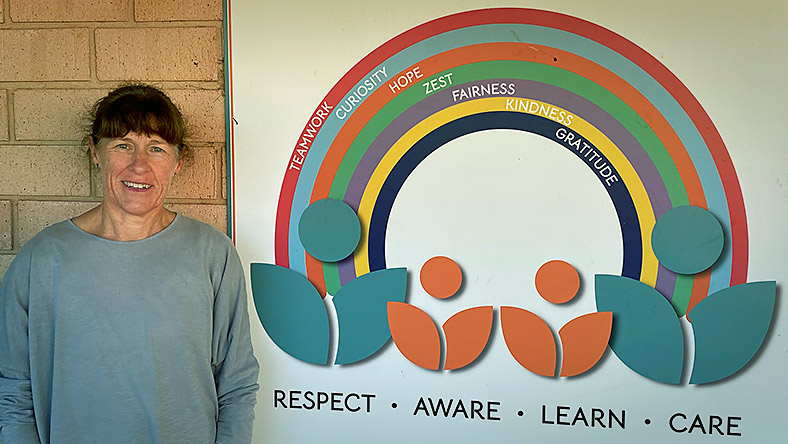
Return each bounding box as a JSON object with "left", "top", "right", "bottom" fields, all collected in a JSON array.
[
  {"left": 0, "top": 250, "right": 42, "bottom": 444},
  {"left": 211, "top": 247, "right": 260, "bottom": 444}
]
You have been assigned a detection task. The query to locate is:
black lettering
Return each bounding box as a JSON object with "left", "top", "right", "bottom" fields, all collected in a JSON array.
[
  {"left": 303, "top": 390, "right": 315, "bottom": 410},
  {"left": 542, "top": 405, "right": 555, "bottom": 424},
  {"left": 470, "top": 400, "right": 483, "bottom": 420},
  {"left": 572, "top": 407, "right": 589, "bottom": 427},
  {"left": 331, "top": 392, "right": 342, "bottom": 411},
  {"left": 609, "top": 409, "right": 625, "bottom": 429},
  {"left": 274, "top": 389, "right": 286, "bottom": 408},
  {"left": 361, "top": 394, "right": 375, "bottom": 413},
  {"left": 345, "top": 393, "right": 360, "bottom": 412},
  {"left": 453, "top": 399, "right": 469, "bottom": 419},
  {"left": 488, "top": 401, "right": 501, "bottom": 421},
  {"left": 557, "top": 405, "right": 571, "bottom": 425},
  {"left": 670, "top": 413, "right": 687, "bottom": 433},
  {"left": 709, "top": 415, "right": 723, "bottom": 435},
  {"left": 592, "top": 408, "right": 605, "bottom": 428},
  {"left": 728, "top": 416, "right": 742, "bottom": 436},
  {"left": 317, "top": 391, "right": 329, "bottom": 410},
  {"left": 688, "top": 414, "right": 707, "bottom": 434},
  {"left": 429, "top": 398, "right": 453, "bottom": 417},
  {"left": 289, "top": 390, "right": 301, "bottom": 409}
]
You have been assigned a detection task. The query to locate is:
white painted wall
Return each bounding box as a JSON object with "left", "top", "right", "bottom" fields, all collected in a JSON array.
[{"left": 228, "top": 1, "right": 788, "bottom": 442}]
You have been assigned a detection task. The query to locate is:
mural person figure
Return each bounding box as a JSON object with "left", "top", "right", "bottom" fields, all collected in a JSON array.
[{"left": 0, "top": 84, "right": 259, "bottom": 444}]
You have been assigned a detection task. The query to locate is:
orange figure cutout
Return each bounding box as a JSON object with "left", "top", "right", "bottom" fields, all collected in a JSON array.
[
  {"left": 502, "top": 260, "right": 612, "bottom": 377},
  {"left": 388, "top": 257, "right": 493, "bottom": 371}
]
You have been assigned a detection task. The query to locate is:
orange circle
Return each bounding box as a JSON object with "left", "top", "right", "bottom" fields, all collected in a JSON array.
[
  {"left": 535, "top": 260, "right": 580, "bottom": 304},
  {"left": 420, "top": 256, "right": 462, "bottom": 299}
]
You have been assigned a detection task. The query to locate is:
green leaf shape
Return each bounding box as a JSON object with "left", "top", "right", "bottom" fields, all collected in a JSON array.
[
  {"left": 689, "top": 281, "right": 776, "bottom": 384},
  {"left": 250, "top": 263, "right": 330, "bottom": 365},
  {"left": 595, "top": 274, "right": 684, "bottom": 384},
  {"left": 334, "top": 268, "right": 407, "bottom": 364}
]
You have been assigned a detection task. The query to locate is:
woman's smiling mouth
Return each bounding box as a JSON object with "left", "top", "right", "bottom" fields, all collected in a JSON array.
[{"left": 122, "top": 181, "right": 152, "bottom": 189}]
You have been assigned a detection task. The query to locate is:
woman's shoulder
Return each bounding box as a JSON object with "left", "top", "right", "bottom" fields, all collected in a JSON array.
[
  {"left": 23, "top": 219, "right": 84, "bottom": 250},
  {"left": 171, "top": 215, "right": 244, "bottom": 278},
  {"left": 3, "top": 219, "right": 81, "bottom": 282},
  {"left": 171, "top": 214, "right": 238, "bottom": 255},
  {"left": 173, "top": 214, "right": 232, "bottom": 241}
]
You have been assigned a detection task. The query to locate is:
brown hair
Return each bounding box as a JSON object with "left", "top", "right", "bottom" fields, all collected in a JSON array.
[{"left": 86, "top": 84, "right": 190, "bottom": 159}]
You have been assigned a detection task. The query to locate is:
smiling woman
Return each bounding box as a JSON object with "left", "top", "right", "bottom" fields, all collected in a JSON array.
[
  {"left": 0, "top": 84, "right": 260, "bottom": 444},
  {"left": 76, "top": 84, "right": 190, "bottom": 240},
  {"left": 83, "top": 131, "right": 183, "bottom": 237}
]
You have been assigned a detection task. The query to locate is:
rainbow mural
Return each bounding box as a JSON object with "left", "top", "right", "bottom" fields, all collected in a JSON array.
[{"left": 274, "top": 8, "right": 748, "bottom": 318}]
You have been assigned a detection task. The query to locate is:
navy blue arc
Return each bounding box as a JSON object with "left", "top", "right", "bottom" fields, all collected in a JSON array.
[{"left": 368, "top": 111, "right": 641, "bottom": 279}]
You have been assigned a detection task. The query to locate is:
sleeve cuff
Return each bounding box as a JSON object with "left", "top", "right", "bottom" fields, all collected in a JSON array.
[{"left": 0, "top": 422, "right": 42, "bottom": 444}]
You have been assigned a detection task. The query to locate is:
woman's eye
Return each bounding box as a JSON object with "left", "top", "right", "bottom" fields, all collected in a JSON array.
[
  {"left": 151, "top": 146, "right": 165, "bottom": 153},
  {"left": 117, "top": 143, "right": 129, "bottom": 149}
]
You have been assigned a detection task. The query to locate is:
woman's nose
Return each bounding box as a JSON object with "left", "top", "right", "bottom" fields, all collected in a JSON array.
[{"left": 129, "top": 150, "right": 151, "bottom": 169}]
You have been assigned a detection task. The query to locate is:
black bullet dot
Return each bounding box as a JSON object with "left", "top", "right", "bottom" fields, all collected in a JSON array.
[
  {"left": 645, "top": 418, "right": 651, "bottom": 425},
  {"left": 553, "top": 57, "right": 558, "bottom": 62},
  {"left": 517, "top": 410, "right": 524, "bottom": 417},
  {"left": 391, "top": 403, "right": 398, "bottom": 409}
]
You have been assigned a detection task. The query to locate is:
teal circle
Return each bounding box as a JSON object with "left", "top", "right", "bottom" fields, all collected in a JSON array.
[
  {"left": 298, "top": 199, "right": 361, "bottom": 262},
  {"left": 651, "top": 206, "right": 724, "bottom": 274}
]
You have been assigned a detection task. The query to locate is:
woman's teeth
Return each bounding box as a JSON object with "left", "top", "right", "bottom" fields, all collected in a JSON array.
[{"left": 122, "top": 181, "right": 151, "bottom": 189}]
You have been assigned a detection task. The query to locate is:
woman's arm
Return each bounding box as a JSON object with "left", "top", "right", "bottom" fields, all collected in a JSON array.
[
  {"left": 0, "top": 250, "right": 43, "bottom": 444},
  {"left": 211, "top": 247, "right": 260, "bottom": 444}
]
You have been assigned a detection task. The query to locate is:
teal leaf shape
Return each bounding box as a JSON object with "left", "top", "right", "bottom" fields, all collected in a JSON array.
[
  {"left": 689, "top": 281, "right": 776, "bottom": 384},
  {"left": 334, "top": 268, "right": 407, "bottom": 365},
  {"left": 595, "top": 274, "right": 684, "bottom": 384},
  {"left": 250, "top": 263, "right": 330, "bottom": 365}
]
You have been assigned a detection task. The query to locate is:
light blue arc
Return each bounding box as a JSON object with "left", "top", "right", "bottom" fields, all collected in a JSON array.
[{"left": 287, "top": 22, "right": 732, "bottom": 294}]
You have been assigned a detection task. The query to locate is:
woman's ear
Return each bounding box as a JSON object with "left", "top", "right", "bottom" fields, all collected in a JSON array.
[
  {"left": 88, "top": 137, "right": 100, "bottom": 167},
  {"left": 174, "top": 155, "right": 185, "bottom": 176}
]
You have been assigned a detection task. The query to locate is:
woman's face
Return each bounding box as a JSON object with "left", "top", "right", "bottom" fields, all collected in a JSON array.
[{"left": 91, "top": 132, "right": 183, "bottom": 219}]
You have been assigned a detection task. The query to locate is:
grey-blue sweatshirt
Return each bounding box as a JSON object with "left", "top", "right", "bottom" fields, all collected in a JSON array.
[{"left": 0, "top": 215, "right": 259, "bottom": 444}]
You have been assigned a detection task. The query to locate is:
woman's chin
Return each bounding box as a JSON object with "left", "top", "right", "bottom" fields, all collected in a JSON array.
[{"left": 105, "top": 198, "right": 168, "bottom": 219}]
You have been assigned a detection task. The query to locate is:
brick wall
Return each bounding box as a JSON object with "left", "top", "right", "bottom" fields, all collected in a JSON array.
[{"left": 0, "top": 0, "right": 227, "bottom": 281}]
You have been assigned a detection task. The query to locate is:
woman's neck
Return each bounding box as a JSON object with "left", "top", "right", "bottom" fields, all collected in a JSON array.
[{"left": 72, "top": 204, "right": 176, "bottom": 241}]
